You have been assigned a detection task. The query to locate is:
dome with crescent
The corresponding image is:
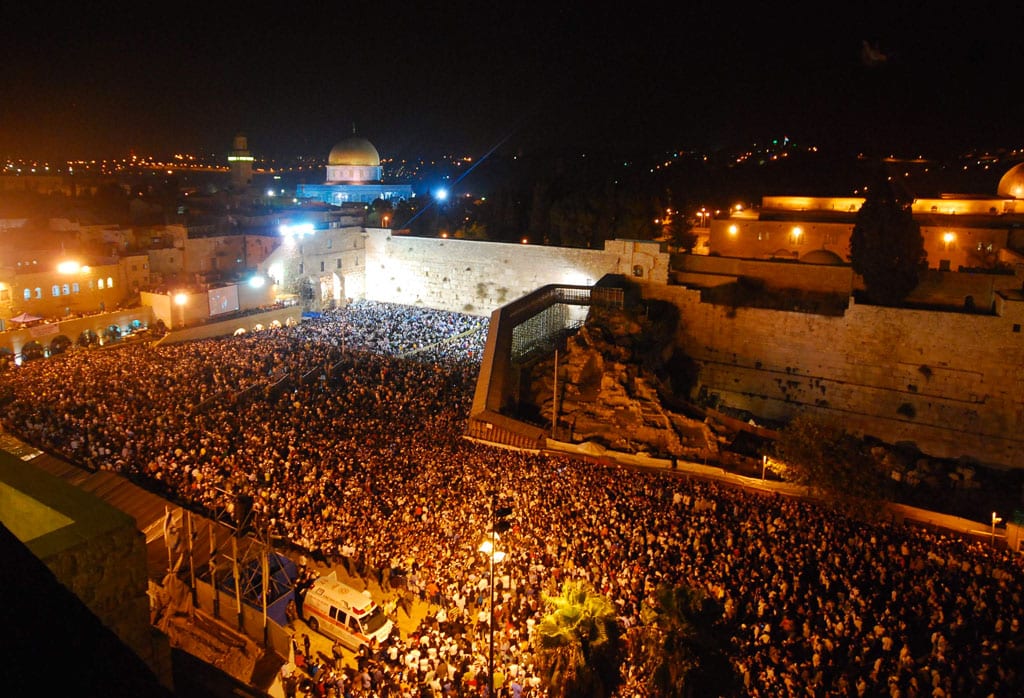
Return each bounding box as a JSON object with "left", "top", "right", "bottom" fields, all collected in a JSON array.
[
  {"left": 325, "top": 135, "right": 383, "bottom": 184},
  {"left": 295, "top": 130, "right": 412, "bottom": 205},
  {"left": 328, "top": 136, "right": 381, "bottom": 167}
]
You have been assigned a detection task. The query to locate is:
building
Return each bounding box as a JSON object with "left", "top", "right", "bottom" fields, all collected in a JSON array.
[
  {"left": 228, "top": 132, "right": 254, "bottom": 190},
  {"left": 706, "top": 163, "right": 1024, "bottom": 271},
  {"left": 295, "top": 132, "right": 413, "bottom": 205}
]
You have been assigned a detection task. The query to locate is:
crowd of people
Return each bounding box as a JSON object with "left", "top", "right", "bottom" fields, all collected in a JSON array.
[{"left": 2, "top": 298, "right": 1023, "bottom": 697}]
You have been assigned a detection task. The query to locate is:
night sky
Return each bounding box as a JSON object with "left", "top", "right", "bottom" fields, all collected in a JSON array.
[{"left": 2, "top": 2, "right": 1021, "bottom": 162}]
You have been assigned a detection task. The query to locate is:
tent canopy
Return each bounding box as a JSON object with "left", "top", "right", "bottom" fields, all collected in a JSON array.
[{"left": 9, "top": 313, "right": 43, "bottom": 324}]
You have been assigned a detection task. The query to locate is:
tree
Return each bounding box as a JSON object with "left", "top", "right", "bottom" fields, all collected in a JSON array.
[
  {"left": 626, "top": 584, "right": 701, "bottom": 697},
  {"left": 624, "top": 583, "right": 738, "bottom": 698},
  {"left": 770, "top": 413, "right": 890, "bottom": 516},
  {"left": 532, "top": 579, "right": 622, "bottom": 698},
  {"left": 366, "top": 198, "right": 394, "bottom": 227},
  {"left": 665, "top": 216, "right": 698, "bottom": 253},
  {"left": 849, "top": 167, "right": 926, "bottom": 306}
]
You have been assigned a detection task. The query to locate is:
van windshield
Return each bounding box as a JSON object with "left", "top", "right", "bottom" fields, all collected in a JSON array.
[{"left": 361, "top": 606, "right": 389, "bottom": 635}]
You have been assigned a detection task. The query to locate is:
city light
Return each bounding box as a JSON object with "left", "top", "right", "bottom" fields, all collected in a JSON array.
[
  {"left": 279, "top": 222, "right": 314, "bottom": 238},
  {"left": 56, "top": 260, "right": 81, "bottom": 274}
]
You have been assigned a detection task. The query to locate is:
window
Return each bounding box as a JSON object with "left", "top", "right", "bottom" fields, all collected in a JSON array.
[
  {"left": 98, "top": 278, "right": 105, "bottom": 289},
  {"left": 336, "top": 258, "right": 342, "bottom": 269},
  {"left": 320, "top": 261, "right": 325, "bottom": 272},
  {"left": 326, "top": 239, "right": 332, "bottom": 249},
  {"left": 757, "top": 231, "right": 770, "bottom": 241},
  {"left": 824, "top": 231, "right": 838, "bottom": 245},
  {"left": 298, "top": 263, "right": 304, "bottom": 274},
  {"left": 24, "top": 288, "right": 31, "bottom": 300},
  {"left": 52, "top": 284, "right": 60, "bottom": 297},
  {"left": 1014, "top": 324, "right": 1021, "bottom": 333},
  {"left": 72, "top": 282, "right": 80, "bottom": 293},
  {"left": 329, "top": 607, "right": 339, "bottom": 620},
  {"left": 62, "top": 284, "right": 70, "bottom": 295},
  {"left": 0, "top": 289, "right": 8, "bottom": 302},
  {"left": 34, "top": 287, "right": 42, "bottom": 299},
  {"left": 106, "top": 277, "right": 113, "bottom": 288}
]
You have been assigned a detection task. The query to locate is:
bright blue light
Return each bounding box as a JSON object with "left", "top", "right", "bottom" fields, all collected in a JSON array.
[
  {"left": 434, "top": 188, "right": 449, "bottom": 202},
  {"left": 279, "top": 222, "right": 314, "bottom": 237}
]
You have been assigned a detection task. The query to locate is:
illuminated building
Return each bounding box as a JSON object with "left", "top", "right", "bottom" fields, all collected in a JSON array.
[
  {"left": 295, "top": 132, "right": 412, "bottom": 205},
  {"left": 706, "top": 162, "right": 1024, "bottom": 271}
]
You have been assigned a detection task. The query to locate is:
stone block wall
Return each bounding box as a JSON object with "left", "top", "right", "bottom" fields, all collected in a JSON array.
[
  {"left": 363, "top": 231, "right": 667, "bottom": 316},
  {"left": 44, "top": 523, "right": 157, "bottom": 668},
  {"left": 643, "top": 284, "right": 1024, "bottom": 468}
]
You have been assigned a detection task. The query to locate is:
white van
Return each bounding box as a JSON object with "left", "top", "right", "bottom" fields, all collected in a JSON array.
[{"left": 302, "top": 572, "right": 394, "bottom": 649}]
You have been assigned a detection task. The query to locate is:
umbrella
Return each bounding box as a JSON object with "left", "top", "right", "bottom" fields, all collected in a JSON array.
[{"left": 9, "top": 313, "right": 43, "bottom": 324}]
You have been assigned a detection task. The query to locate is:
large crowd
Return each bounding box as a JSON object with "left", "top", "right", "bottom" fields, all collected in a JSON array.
[{"left": 2, "top": 298, "right": 1023, "bottom": 697}]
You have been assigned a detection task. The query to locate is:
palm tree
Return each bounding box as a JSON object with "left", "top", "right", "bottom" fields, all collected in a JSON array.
[
  {"left": 532, "top": 579, "right": 622, "bottom": 698},
  {"left": 626, "top": 583, "right": 738, "bottom": 697},
  {"left": 626, "top": 584, "right": 703, "bottom": 697}
]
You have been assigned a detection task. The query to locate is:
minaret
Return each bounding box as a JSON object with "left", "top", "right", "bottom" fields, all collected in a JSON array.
[{"left": 228, "top": 133, "right": 254, "bottom": 189}]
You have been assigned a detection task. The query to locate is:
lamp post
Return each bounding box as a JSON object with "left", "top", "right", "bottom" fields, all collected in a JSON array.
[
  {"left": 992, "top": 511, "right": 1003, "bottom": 546},
  {"left": 480, "top": 493, "right": 512, "bottom": 697},
  {"left": 174, "top": 292, "right": 188, "bottom": 329},
  {"left": 762, "top": 454, "right": 768, "bottom": 481}
]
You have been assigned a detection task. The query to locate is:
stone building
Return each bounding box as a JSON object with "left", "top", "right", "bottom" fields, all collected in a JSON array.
[
  {"left": 295, "top": 132, "right": 413, "bottom": 205},
  {"left": 707, "top": 163, "right": 1024, "bottom": 271}
]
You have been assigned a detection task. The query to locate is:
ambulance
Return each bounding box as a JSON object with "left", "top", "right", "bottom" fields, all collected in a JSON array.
[{"left": 301, "top": 572, "right": 394, "bottom": 649}]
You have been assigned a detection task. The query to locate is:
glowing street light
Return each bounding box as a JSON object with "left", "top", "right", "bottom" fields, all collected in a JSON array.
[
  {"left": 174, "top": 292, "right": 188, "bottom": 328},
  {"left": 480, "top": 494, "right": 513, "bottom": 697},
  {"left": 992, "top": 511, "right": 1003, "bottom": 545}
]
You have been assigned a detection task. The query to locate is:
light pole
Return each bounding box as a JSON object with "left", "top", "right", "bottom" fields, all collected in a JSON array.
[
  {"left": 762, "top": 454, "right": 768, "bottom": 480},
  {"left": 174, "top": 292, "right": 188, "bottom": 329},
  {"left": 479, "top": 493, "right": 512, "bottom": 697},
  {"left": 992, "top": 511, "right": 1003, "bottom": 546}
]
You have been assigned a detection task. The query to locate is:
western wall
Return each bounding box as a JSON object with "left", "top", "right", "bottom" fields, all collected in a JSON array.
[
  {"left": 363, "top": 229, "right": 669, "bottom": 315},
  {"left": 362, "top": 231, "right": 1024, "bottom": 469}
]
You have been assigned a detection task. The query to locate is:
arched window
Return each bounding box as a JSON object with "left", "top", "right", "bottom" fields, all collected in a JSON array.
[
  {"left": 98, "top": 278, "right": 105, "bottom": 289},
  {"left": 72, "top": 282, "right": 80, "bottom": 293},
  {"left": 62, "top": 284, "right": 70, "bottom": 295},
  {"left": 106, "top": 276, "right": 114, "bottom": 288},
  {"left": 52, "top": 284, "right": 61, "bottom": 297},
  {"left": 34, "top": 287, "right": 42, "bottom": 299},
  {"left": 23, "top": 288, "right": 31, "bottom": 300}
]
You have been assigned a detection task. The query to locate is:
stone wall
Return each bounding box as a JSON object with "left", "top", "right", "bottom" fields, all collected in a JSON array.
[
  {"left": 45, "top": 522, "right": 158, "bottom": 670},
  {"left": 642, "top": 283, "right": 1024, "bottom": 468},
  {"left": 363, "top": 231, "right": 668, "bottom": 316},
  {"left": 364, "top": 232, "right": 1024, "bottom": 468},
  {"left": 0, "top": 453, "right": 173, "bottom": 688}
]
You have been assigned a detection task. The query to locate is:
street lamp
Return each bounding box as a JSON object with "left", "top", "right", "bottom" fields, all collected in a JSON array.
[
  {"left": 174, "top": 292, "right": 188, "bottom": 328},
  {"left": 992, "top": 511, "right": 1003, "bottom": 545},
  {"left": 479, "top": 494, "right": 512, "bottom": 697}
]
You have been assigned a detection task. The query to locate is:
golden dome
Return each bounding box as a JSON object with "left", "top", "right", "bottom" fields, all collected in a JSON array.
[
  {"left": 997, "top": 162, "right": 1024, "bottom": 199},
  {"left": 327, "top": 137, "right": 381, "bottom": 167}
]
